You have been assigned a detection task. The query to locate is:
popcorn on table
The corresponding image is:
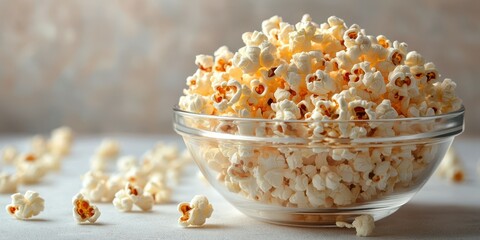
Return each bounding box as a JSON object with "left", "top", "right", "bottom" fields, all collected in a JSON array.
[
  {"left": 1, "top": 146, "right": 17, "bottom": 165},
  {"left": 113, "top": 183, "right": 153, "bottom": 212},
  {"left": 80, "top": 171, "right": 123, "bottom": 203},
  {"left": 0, "top": 172, "right": 18, "bottom": 194},
  {"left": 95, "top": 138, "right": 120, "bottom": 160},
  {"left": 336, "top": 214, "right": 375, "bottom": 237},
  {"left": 178, "top": 195, "right": 213, "bottom": 227},
  {"left": 144, "top": 178, "right": 172, "bottom": 204},
  {"left": 72, "top": 193, "right": 101, "bottom": 224},
  {"left": 5, "top": 191, "right": 45, "bottom": 220},
  {"left": 48, "top": 126, "right": 74, "bottom": 158},
  {"left": 436, "top": 147, "right": 465, "bottom": 183},
  {"left": 177, "top": 14, "right": 462, "bottom": 209},
  {"left": 15, "top": 153, "right": 48, "bottom": 184}
]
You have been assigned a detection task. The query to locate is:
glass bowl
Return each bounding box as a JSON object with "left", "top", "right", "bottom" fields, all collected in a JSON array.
[{"left": 173, "top": 106, "right": 465, "bottom": 227}]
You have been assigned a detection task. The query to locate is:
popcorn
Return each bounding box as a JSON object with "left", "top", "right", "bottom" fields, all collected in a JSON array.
[
  {"left": 0, "top": 172, "right": 18, "bottom": 194},
  {"left": 306, "top": 70, "right": 336, "bottom": 95},
  {"left": 48, "top": 126, "right": 74, "bottom": 157},
  {"left": 177, "top": 14, "right": 463, "bottom": 211},
  {"left": 80, "top": 171, "right": 111, "bottom": 202},
  {"left": 336, "top": 214, "right": 375, "bottom": 237},
  {"left": 6, "top": 191, "right": 45, "bottom": 220},
  {"left": 72, "top": 193, "right": 101, "bottom": 224},
  {"left": 15, "top": 153, "right": 48, "bottom": 184},
  {"left": 144, "top": 178, "right": 172, "bottom": 204},
  {"left": 195, "top": 55, "right": 214, "bottom": 72},
  {"left": 178, "top": 195, "right": 213, "bottom": 227},
  {"left": 271, "top": 99, "right": 301, "bottom": 120},
  {"left": 436, "top": 147, "right": 465, "bottom": 183},
  {"left": 95, "top": 138, "right": 120, "bottom": 160},
  {"left": 113, "top": 183, "right": 153, "bottom": 212},
  {"left": 1, "top": 146, "right": 18, "bottom": 164},
  {"left": 232, "top": 46, "right": 261, "bottom": 75}
]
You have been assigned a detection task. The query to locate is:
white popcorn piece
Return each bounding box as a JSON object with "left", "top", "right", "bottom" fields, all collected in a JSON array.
[
  {"left": 242, "top": 31, "right": 268, "bottom": 47},
  {"left": 144, "top": 179, "right": 172, "bottom": 204},
  {"left": 48, "top": 126, "right": 74, "bottom": 157},
  {"left": 15, "top": 153, "right": 48, "bottom": 184},
  {"left": 1, "top": 146, "right": 18, "bottom": 164},
  {"left": 232, "top": 46, "right": 261, "bottom": 75},
  {"left": 336, "top": 214, "right": 375, "bottom": 237},
  {"left": 306, "top": 70, "right": 336, "bottom": 95},
  {"left": 112, "top": 187, "right": 134, "bottom": 212},
  {"left": 0, "top": 172, "right": 18, "bottom": 194},
  {"left": 80, "top": 171, "right": 110, "bottom": 202},
  {"left": 436, "top": 147, "right": 465, "bottom": 183},
  {"left": 195, "top": 54, "right": 214, "bottom": 72},
  {"left": 6, "top": 191, "right": 45, "bottom": 220},
  {"left": 353, "top": 215, "right": 375, "bottom": 237},
  {"left": 179, "top": 94, "right": 214, "bottom": 115},
  {"left": 272, "top": 99, "right": 301, "bottom": 120},
  {"left": 113, "top": 183, "right": 153, "bottom": 212},
  {"left": 95, "top": 138, "right": 120, "bottom": 160},
  {"left": 178, "top": 195, "right": 213, "bottom": 227},
  {"left": 72, "top": 193, "right": 101, "bottom": 224},
  {"left": 213, "top": 46, "right": 234, "bottom": 72}
]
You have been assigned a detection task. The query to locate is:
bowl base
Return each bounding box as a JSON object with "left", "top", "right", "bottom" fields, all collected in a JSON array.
[{"left": 236, "top": 205, "right": 401, "bottom": 227}]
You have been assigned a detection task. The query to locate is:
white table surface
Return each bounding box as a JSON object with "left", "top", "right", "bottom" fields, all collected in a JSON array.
[{"left": 1, "top": 134, "right": 479, "bottom": 240}]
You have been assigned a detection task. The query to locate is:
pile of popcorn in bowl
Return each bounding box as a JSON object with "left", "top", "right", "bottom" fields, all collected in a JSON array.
[{"left": 174, "top": 14, "right": 465, "bottom": 227}]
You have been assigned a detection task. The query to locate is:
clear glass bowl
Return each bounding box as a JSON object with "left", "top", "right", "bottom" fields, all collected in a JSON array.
[{"left": 173, "top": 106, "right": 465, "bottom": 227}]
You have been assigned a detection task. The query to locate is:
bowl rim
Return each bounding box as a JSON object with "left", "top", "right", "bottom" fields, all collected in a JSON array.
[{"left": 173, "top": 105, "right": 465, "bottom": 124}]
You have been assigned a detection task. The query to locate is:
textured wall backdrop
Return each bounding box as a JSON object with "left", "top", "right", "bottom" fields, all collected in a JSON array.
[{"left": 0, "top": 0, "right": 478, "bottom": 135}]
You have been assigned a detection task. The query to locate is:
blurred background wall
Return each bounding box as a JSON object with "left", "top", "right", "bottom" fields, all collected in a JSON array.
[{"left": 0, "top": 0, "right": 478, "bottom": 135}]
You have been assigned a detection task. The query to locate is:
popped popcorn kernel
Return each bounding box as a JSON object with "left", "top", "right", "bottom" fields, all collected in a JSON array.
[
  {"left": 113, "top": 183, "right": 153, "bottom": 212},
  {"left": 0, "top": 172, "right": 18, "bottom": 194},
  {"left": 15, "top": 153, "right": 48, "bottom": 184},
  {"left": 72, "top": 193, "right": 101, "bottom": 224},
  {"left": 178, "top": 195, "right": 213, "bottom": 227},
  {"left": 5, "top": 190, "right": 45, "bottom": 220},
  {"left": 1, "top": 146, "right": 18, "bottom": 165},
  {"left": 48, "top": 126, "right": 74, "bottom": 158},
  {"left": 336, "top": 214, "right": 375, "bottom": 237},
  {"left": 436, "top": 147, "right": 465, "bottom": 183},
  {"left": 95, "top": 138, "right": 120, "bottom": 160}
]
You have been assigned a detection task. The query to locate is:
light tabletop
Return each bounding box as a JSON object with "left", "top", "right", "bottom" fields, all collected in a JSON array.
[{"left": 1, "top": 135, "right": 479, "bottom": 239}]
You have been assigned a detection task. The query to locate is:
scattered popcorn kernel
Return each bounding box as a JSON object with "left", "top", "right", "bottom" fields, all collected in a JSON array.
[
  {"left": 80, "top": 171, "right": 110, "bottom": 202},
  {"left": 95, "top": 139, "right": 120, "bottom": 160},
  {"left": 0, "top": 172, "right": 18, "bottom": 194},
  {"left": 352, "top": 215, "right": 375, "bottom": 237},
  {"left": 1, "top": 146, "right": 17, "bottom": 165},
  {"left": 15, "top": 153, "right": 48, "bottom": 184},
  {"left": 436, "top": 147, "right": 465, "bottom": 183},
  {"left": 144, "top": 179, "right": 172, "bottom": 204},
  {"left": 48, "top": 126, "right": 74, "bottom": 157},
  {"left": 72, "top": 193, "right": 101, "bottom": 224},
  {"left": 5, "top": 190, "right": 45, "bottom": 220},
  {"left": 336, "top": 214, "right": 375, "bottom": 237},
  {"left": 113, "top": 183, "right": 153, "bottom": 212},
  {"left": 178, "top": 195, "right": 213, "bottom": 227}
]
